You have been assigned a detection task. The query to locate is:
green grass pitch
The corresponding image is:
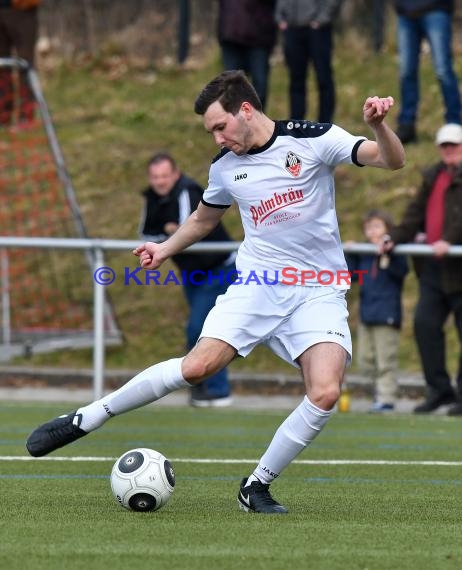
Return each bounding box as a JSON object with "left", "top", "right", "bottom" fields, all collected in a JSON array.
[{"left": 1, "top": 401, "right": 461, "bottom": 570}]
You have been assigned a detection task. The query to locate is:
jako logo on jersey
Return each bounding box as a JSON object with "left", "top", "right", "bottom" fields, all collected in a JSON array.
[
  {"left": 285, "top": 151, "right": 302, "bottom": 177},
  {"left": 250, "top": 189, "right": 304, "bottom": 226},
  {"left": 234, "top": 173, "right": 247, "bottom": 181}
]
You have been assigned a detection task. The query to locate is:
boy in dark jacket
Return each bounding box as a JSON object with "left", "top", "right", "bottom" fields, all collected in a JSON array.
[{"left": 347, "top": 210, "right": 408, "bottom": 412}]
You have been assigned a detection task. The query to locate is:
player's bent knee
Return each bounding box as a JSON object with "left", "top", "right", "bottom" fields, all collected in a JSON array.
[
  {"left": 181, "top": 358, "right": 211, "bottom": 382},
  {"left": 309, "top": 384, "right": 341, "bottom": 411},
  {"left": 181, "top": 353, "right": 224, "bottom": 383},
  {"left": 181, "top": 338, "right": 236, "bottom": 383}
]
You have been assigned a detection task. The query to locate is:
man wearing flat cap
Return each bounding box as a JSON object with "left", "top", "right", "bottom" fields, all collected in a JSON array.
[{"left": 384, "top": 123, "right": 462, "bottom": 415}]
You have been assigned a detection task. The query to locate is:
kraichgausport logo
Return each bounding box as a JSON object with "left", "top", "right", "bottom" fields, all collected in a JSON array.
[
  {"left": 250, "top": 189, "right": 304, "bottom": 226},
  {"left": 93, "top": 267, "right": 369, "bottom": 287},
  {"left": 285, "top": 151, "right": 302, "bottom": 177}
]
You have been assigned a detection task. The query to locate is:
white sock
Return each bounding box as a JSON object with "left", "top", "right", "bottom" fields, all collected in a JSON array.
[
  {"left": 247, "top": 395, "right": 332, "bottom": 485},
  {"left": 77, "top": 358, "right": 188, "bottom": 432}
]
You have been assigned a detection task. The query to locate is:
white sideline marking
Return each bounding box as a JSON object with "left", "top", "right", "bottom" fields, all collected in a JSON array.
[{"left": 2, "top": 456, "right": 462, "bottom": 466}]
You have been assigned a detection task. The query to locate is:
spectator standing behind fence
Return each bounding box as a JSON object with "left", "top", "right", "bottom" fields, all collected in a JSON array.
[
  {"left": 139, "top": 152, "right": 236, "bottom": 407},
  {"left": 346, "top": 210, "right": 408, "bottom": 413},
  {"left": 217, "top": 0, "right": 277, "bottom": 111},
  {"left": 275, "top": 0, "right": 343, "bottom": 122},
  {"left": 393, "top": 0, "right": 461, "bottom": 144},
  {"left": 0, "top": 0, "right": 40, "bottom": 127},
  {"left": 383, "top": 123, "right": 462, "bottom": 415}
]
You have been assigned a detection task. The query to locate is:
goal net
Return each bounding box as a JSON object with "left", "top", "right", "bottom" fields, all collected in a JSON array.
[{"left": 0, "top": 57, "right": 122, "bottom": 361}]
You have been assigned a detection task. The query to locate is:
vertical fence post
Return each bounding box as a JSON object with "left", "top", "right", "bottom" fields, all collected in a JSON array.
[
  {"left": 1, "top": 249, "right": 11, "bottom": 346},
  {"left": 177, "top": 0, "right": 190, "bottom": 64},
  {"left": 93, "top": 247, "right": 105, "bottom": 400}
]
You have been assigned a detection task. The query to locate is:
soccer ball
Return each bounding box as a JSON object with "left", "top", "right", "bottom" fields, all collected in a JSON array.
[{"left": 110, "top": 448, "right": 175, "bottom": 512}]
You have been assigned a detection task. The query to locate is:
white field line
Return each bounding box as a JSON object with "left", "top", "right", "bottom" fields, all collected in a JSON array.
[{"left": 1, "top": 456, "right": 462, "bottom": 466}]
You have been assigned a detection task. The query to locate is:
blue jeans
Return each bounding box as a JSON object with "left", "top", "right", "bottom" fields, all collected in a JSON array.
[
  {"left": 182, "top": 261, "right": 236, "bottom": 398},
  {"left": 220, "top": 42, "right": 272, "bottom": 109},
  {"left": 397, "top": 11, "right": 461, "bottom": 125}
]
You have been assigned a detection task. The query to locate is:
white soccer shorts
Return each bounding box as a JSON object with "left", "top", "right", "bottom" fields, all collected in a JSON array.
[{"left": 199, "top": 282, "right": 352, "bottom": 367}]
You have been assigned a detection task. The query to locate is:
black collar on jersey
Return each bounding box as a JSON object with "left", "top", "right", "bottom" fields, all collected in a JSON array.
[{"left": 248, "top": 121, "right": 278, "bottom": 155}]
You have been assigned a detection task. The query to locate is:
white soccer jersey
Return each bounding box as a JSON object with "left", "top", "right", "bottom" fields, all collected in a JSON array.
[{"left": 202, "top": 121, "right": 366, "bottom": 288}]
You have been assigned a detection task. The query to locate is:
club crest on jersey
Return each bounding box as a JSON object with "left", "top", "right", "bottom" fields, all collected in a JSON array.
[{"left": 285, "top": 151, "right": 302, "bottom": 177}]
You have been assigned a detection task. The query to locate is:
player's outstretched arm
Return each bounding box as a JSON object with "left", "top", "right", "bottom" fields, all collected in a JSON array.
[
  {"left": 133, "top": 201, "right": 226, "bottom": 270},
  {"left": 357, "top": 96, "right": 406, "bottom": 171}
]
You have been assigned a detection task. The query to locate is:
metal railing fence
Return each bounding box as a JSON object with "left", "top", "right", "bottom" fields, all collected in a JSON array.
[{"left": 1, "top": 236, "right": 462, "bottom": 400}]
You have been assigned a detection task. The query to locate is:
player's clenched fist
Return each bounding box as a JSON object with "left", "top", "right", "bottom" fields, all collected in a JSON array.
[
  {"left": 133, "top": 242, "right": 163, "bottom": 270},
  {"left": 363, "top": 96, "right": 394, "bottom": 126}
]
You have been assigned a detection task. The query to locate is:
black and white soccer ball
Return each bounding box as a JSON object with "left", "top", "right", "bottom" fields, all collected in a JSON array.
[{"left": 110, "top": 448, "right": 175, "bottom": 512}]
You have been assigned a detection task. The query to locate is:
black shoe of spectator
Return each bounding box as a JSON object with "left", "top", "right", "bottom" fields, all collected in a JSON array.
[
  {"left": 414, "top": 391, "right": 457, "bottom": 414},
  {"left": 189, "top": 384, "right": 232, "bottom": 408},
  {"left": 447, "top": 402, "right": 462, "bottom": 416},
  {"left": 396, "top": 123, "right": 417, "bottom": 144}
]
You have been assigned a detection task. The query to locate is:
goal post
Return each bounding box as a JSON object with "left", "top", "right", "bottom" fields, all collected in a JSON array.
[{"left": 0, "top": 57, "right": 122, "bottom": 361}]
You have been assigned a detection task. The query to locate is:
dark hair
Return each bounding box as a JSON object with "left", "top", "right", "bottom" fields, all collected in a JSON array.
[
  {"left": 147, "top": 151, "right": 177, "bottom": 170},
  {"left": 362, "top": 209, "right": 395, "bottom": 232},
  {"left": 194, "top": 69, "right": 262, "bottom": 116}
]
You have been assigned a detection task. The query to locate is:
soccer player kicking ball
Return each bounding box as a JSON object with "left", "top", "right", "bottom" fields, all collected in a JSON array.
[{"left": 26, "top": 70, "right": 405, "bottom": 514}]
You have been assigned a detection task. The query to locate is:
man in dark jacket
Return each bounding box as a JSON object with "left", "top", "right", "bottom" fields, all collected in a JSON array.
[
  {"left": 385, "top": 123, "right": 462, "bottom": 414},
  {"left": 139, "top": 152, "right": 236, "bottom": 407},
  {"left": 393, "top": 0, "right": 461, "bottom": 143},
  {"left": 217, "top": 0, "right": 277, "bottom": 110}
]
